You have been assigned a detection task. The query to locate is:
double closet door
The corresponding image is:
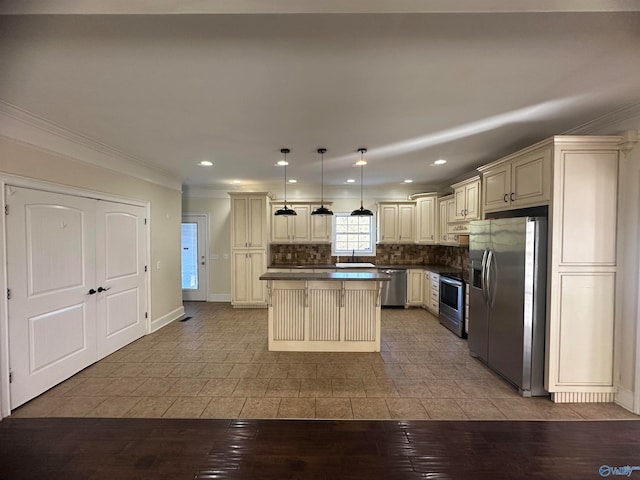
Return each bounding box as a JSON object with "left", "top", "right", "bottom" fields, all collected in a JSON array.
[{"left": 6, "top": 186, "right": 147, "bottom": 409}]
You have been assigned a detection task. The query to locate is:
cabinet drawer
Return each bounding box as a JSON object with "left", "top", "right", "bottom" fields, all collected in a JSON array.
[
  {"left": 430, "top": 279, "right": 439, "bottom": 291},
  {"left": 431, "top": 290, "right": 439, "bottom": 301},
  {"left": 429, "top": 299, "right": 439, "bottom": 312}
]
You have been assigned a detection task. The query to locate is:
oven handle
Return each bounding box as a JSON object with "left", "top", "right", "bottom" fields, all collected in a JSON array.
[{"left": 440, "top": 276, "right": 463, "bottom": 288}]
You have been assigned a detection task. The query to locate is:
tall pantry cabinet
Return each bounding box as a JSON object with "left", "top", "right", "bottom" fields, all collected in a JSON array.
[
  {"left": 478, "top": 136, "right": 623, "bottom": 403},
  {"left": 229, "top": 193, "right": 271, "bottom": 307}
]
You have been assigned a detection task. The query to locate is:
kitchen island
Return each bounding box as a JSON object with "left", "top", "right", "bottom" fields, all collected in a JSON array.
[{"left": 259, "top": 271, "right": 390, "bottom": 352}]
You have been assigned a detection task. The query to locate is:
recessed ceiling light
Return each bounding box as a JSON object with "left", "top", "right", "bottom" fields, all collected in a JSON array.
[
  {"left": 346, "top": 179, "right": 356, "bottom": 183},
  {"left": 288, "top": 179, "right": 297, "bottom": 183},
  {"left": 276, "top": 160, "right": 289, "bottom": 166},
  {"left": 231, "top": 180, "right": 241, "bottom": 184},
  {"left": 403, "top": 179, "right": 413, "bottom": 183},
  {"left": 434, "top": 159, "right": 447, "bottom": 165},
  {"left": 199, "top": 160, "right": 214, "bottom": 167}
]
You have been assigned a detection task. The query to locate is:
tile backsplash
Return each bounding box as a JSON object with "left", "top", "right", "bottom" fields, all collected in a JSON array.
[{"left": 270, "top": 243, "right": 469, "bottom": 270}]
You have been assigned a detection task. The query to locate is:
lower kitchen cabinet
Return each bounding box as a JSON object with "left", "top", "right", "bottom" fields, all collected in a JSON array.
[
  {"left": 407, "top": 269, "right": 423, "bottom": 306},
  {"left": 429, "top": 273, "right": 440, "bottom": 314},
  {"left": 232, "top": 251, "right": 266, "bottom": 307}
]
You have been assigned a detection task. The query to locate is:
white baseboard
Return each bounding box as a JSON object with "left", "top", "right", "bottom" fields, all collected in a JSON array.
[
  {"left": 208, "top": 294, "right": 231, "bottom": 302},
  {"left": 150, "top": 306, "right": 184, "bottom": 333},
  {"left": 615, "top": 386, "right": 637, "bottom": 414}
]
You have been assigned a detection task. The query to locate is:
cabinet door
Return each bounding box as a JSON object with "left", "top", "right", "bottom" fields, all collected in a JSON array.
[
  {"left": 310, "top": 206, "right": 332, "bottom": 242},
  {"left": 511, "top": 148, "right": 551, "bottom": 208},
  {"left": 291, "top": 205, "right": 310, "bottom": 242},
  {"left": 231, "top": 197, "right": 249, "bottom": 249},
  {"left": 422, "top": 271, "right": 430, "bottom": 309},
  {"left": 407, "top": 269, "right": 423, "bottom": 305},
  {"left": 398, "top": 204, "right": 415, "bottom": 242},
  {"left": 482, "top": 164, "right": 511, "bottom": 213},
  {"left": 232, "top": 252, "right": 250, "bottom": 303},
  {"left": 438, "top": 200, "right": 449, "bottom": 243},
  {"left": 248, "top": 251, "right": 266, "bottom": 303},
  {"left": 271, "top": 206, "right": 291, "bottom": 243},
  {"left": 416, "top": 197, "right": 436, "bottom": 243},
  {"left": 453, "top": 187, "right": 467, "bottom": 221},
  {"left": 464, "top": 180, "right": 480, "bottom": 220},
  {"left": 247, "top": 196, "right": 267, "bottom": 249},
  {"left": 379, "top": 204, "right": 398, "bottom": 242}
]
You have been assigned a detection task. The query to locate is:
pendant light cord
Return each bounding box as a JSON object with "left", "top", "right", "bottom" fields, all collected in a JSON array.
[
  {"left": 360, "top": 164, "right": 364, "bottom": 208},
  {"left": 320, "top": 151, "right": 324, "bottom": 206}
]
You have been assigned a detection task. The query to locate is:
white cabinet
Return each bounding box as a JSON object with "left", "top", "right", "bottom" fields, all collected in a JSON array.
[
  {"left": 310, "top": 205, "right": 332, "bottom": 242},
  {"left": 451, "top": 176, "right": 481, "bottom": 221},
  {"left": 378, "top": 202, "right": 415, "bottom": 243},
  {"left": 230, "top": 192, "right": 271, "bottom": 308},
  {"left": 429, "top": 272, "right": 440, "bottom": 314},
  {"left": 545, "top": 136, "right": 620, "bottom": 402},
  {"left": 437, "top": 196, "right": 469, "bottom": 246},
  {"left": 422, "top": 270, "right": 430, "bottom": 310},
  {"left": 232, "top": 251, "right": 267, "bottom": 306},
  {"left": 230, "top": 193, "right": 270, "bottom": 250},
  {"left": 415, "top": 194, "right": 437, "bottom": 244},
  {"left": 271, "top": 203, "right": 332, "bottom": 243},
  {"left": 480, "top": 146, "right": 551, "bottom": 214},
  {"left": 407, "top": 269, "right": 423, "bottom": 306},
  {"left": 271, "top": 204, "right": 311, "bottom": 243}
]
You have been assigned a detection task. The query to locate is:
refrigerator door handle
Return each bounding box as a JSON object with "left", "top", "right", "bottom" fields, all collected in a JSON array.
[
  {"left": 481, "top": 249, "right": 489, "bottom": 304},
  {"left": 486, "top": 249, "right": 495, "bottom": 307}
]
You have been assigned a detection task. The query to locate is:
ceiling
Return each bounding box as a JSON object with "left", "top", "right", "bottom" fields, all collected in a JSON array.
[{"left": 1, "top": 2, "right": 639, "bottom": 196}]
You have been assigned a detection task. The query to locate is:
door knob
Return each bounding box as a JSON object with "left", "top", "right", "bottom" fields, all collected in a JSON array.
[
  {"left": 87, "top": 289, "right": 97, "bottom": 295},
  {"left": 97, "top": 286, "right": 111, "bottom": 293}
]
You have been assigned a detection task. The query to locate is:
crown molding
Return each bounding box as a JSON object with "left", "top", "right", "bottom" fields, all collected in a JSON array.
[
  {"left": 1, "top": 0, "right": 639, "bottom": 14},
  {"left": 0, "top": 100, "right": 182, "bottom": 192},
  {"left": 562, "top": 103, "right": 640, "bottom": 135}
]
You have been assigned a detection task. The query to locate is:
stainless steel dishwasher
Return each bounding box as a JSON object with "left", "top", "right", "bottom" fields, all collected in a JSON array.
[{"left": 379, "top": 269, "right": 407, "bottom": 307}]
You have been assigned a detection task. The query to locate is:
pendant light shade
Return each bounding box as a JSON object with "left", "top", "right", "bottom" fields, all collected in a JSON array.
[
  {"left": 311, "top": 148, "right": 333, "bottom": 216},
  {"left": 274, "top": 148, "right": 297, "bottom": 216},
  {"left": 351, "top": 148, "right": 373, "bottom": 216}
]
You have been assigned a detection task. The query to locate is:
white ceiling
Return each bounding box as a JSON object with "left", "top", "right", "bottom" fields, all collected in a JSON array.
[{"left": 1, "top": 3, "right": 639, "bottom": 195}]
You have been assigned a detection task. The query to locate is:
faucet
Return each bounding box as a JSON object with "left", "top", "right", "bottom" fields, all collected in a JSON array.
[{"left": 351, "top": 250, "right": 355, "bottom": 262}]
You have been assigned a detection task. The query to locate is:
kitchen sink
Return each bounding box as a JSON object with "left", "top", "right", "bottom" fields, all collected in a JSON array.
[{"left": 335, "top": 262, "right": 376, "bottom": 268}]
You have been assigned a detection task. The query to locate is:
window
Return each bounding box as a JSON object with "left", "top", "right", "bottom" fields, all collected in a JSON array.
[{"left": 332, "top": 213, "right": 375, "bottom": 256}]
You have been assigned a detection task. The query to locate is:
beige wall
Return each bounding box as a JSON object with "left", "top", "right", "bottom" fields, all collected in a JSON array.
[
  {"left": 182, "top": 196, "right": 232, "bottom": 299},
  {"left": 0, "top": 137, "right": 183, "bottom": 322}
]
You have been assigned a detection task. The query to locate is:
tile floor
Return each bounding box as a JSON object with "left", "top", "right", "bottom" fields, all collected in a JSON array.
[{"left": 12, "top": 302, "right": 639, "bottom": 420}]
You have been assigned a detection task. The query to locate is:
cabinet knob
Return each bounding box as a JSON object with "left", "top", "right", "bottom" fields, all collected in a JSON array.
[{"left": 503, "top": 194, "right": 508, "bottom": 202}]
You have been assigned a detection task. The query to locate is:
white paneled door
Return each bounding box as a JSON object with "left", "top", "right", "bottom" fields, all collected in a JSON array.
[
  {"left": 6, "top": 187, "right": 147, "bottom": 409},
  {"left": 96, "top": 201, "right": 148, "bottom": 358}
]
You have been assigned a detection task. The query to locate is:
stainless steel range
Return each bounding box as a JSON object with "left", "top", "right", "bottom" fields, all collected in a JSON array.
[{"left": 439, "top": 273, "right": 466, "bottom": 338}]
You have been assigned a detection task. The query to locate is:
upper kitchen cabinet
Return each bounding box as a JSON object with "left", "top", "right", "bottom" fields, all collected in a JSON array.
[
  {"left": 230, "top": 193, "right": 271, "bottom": 250},
  {"left": 378, "top": 202, "right": 416, "bottom": 243},
  {"left": 271, "top": 203, "right": 311, "bottom": 243},
  {"left": 479, "top": 145, "right": 552, "bottom": 214},
  {"left": 412, "top": 193, "right": 438, "bottom": 244},
  {"left": 451, "top": 176, "right": 481, "bottom": 221},
  {"left": 310, "top": 204, "right": 332, "bottom": 243},
  {"left": 437, "top": 196, "right": 469, "bottom": 246}
]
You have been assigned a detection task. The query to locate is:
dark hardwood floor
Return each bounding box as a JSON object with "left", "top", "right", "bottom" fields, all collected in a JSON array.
[{"left": 1, "top": 417, "right": 639, "bottom": 479}]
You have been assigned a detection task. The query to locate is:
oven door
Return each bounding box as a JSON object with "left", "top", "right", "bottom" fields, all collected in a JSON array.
[{"left": 439, "top": 276, "right": 465, "bottom": 337}]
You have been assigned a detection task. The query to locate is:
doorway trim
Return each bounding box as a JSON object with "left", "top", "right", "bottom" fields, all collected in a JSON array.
[
  {"left": 182, "top": 213, "right": 209, "bottom": 302},
  {"left": 0, "top": 172, "right": 151, "bottom": 419}
]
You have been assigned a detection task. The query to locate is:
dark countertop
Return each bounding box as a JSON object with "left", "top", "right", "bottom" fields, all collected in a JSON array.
[
  {"left": 269, "top": 263, "right": 465, "bottom": 275},
  {"left": 260, "top": 272, "right": 391, "bottom": 281}
]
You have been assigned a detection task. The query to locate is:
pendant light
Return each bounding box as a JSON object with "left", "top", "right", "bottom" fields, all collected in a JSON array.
[
  {"left": 351, "top": 147, "right": 373, "bottom": 216},
  {"left": 274, "top": 148, "right": 297, "bottom": 216},
  {"left": 311, "top": 148, "right": 333, "bottom": 216}
]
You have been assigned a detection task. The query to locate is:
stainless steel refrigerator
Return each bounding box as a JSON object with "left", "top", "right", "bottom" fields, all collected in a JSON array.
[{"left": 468, "top": 217, "right": 547, "bottom": 397}]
